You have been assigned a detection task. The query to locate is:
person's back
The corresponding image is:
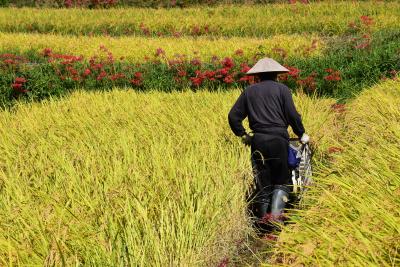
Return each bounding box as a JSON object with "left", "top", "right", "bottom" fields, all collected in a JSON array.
[
  {"left": 229, "top": 80, "right": 305, "bottom": 141},
  {"left": 227, "top": 58, "right": 310, "bottom": 234}
]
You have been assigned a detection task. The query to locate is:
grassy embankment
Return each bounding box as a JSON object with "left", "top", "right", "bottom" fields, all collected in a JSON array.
[
  {"left": 0, "top": 90, "right": 336, "bottom": 265},
  {"left": 269, "top": 79, "right": 400, "bottom": 266}
]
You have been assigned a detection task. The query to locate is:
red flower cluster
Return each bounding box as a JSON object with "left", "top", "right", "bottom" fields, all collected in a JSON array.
[
  {"left": 360, "top": 15, "right": 374, "bottom": 26},
  {"left": 297, "top": 72, "right": 317, "bottom": 92},
  {"left": 1, "top": 53, "right": 27, "bottom": 66},
  {"left": 279, "top": 66, "right": 301, "bottom": 81},
  {"left": 324, "top": 68, "right": 341, "bottom": 81},
  {"left": 130, "top": 72, "right": 143, "bottom": 86},
  {"left": 221, "top": 57, "right": 234, "bottom": 68},
  {"left": 12, "top": 77, "right": 28, "bottom": 93}
]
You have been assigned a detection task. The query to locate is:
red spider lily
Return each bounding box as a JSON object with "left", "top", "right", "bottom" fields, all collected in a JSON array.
[
  {"left": 96, "top": 71, "right": 107, "bottom": 81},
  {"left": 134, "top": 72, "right": 143, "bottom": 79},
  {"left": 235, "top": 49, "right": 244, "bottom": 56},
  {"left": 221, "top": 57, "right": 234, "bottom": 69},
  {"left": 12, "top": 83, "right": 22, "bottom": 90},
  {"left": 177, "top": 70, "right": 187, "bottom": 77},
  {"left": 0, "top": 53, "right": 18, "bottom": 59},
  {"left": 14, "top": 77, "right": 27, "bottom": 84},
  {"left": 328, "top": 147, "right": 343, "bottom": 154},
  {"left": 110, "top": 73, "right": 125, "bottom": 81},
  {"left": 218, "top": 68, "right": 229, "bottom": 76},
  {"left": 203, "top": 70, "right": 216, "bottom": 79},
  {"left": 324, "top": 69, "right": 341, "bottom": 81},
  {"left": 297, "top": 72, "right": 317, "bottom": 91},
  {"left": 190, "top": 58, "right": 202, "bottom": 66},
  {"left": 130, "top": 72, "right": 143, "bottom": 86},
  {"left": 66, "top": 66, "right": 78, "bottom": 76},
  {"left": 360, "top": 15, "right": 374, "bottom": 26},
  {"left": 240, "top": 63, "right": 251, "bottom": 73},
  {"left": 91, "top": 63, "right": 104, "bottom": 70},
  {"left": 42, "top": 48, "right": 52, "bottom": 57},
  {"left": 12, "top": 83, "right": 28, "bottom": 93},
  {"left": 223, "top": 75, "right": 234, "bottom": 84},
  {"left": 83, "top": 68, "right": 91, "bottom": 76},
  {"left": 239, "top": 76, "right": 252, "bottom": 82},
  {"left": 3, "top": 59, "right": 15, "bottom": 65},
  {"left": 285, "top": 66, "right": 301, "bottom": 79},
  {"left": 155, "top": 48, "right": 165, "bottom": 57},
  {"left": 130, "top": 79, "right": 142, "bottom": 86},
  {"left": 190, "top": 77, "right": 203, "bottom": 87}
]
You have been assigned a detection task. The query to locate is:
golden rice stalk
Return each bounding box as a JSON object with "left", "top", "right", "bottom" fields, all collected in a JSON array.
[
  {"left": 0, "top": 89, "right": 336, "bottom": 265},
  {"left": 270, "top": 79, "right": 400, "bottom": 266},
  {"left": 0, "top": 32, "right": 324, "bottom": 62}
]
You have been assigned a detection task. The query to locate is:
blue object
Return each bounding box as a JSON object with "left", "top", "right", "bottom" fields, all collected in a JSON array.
[{"left": 288, "top": 145, "right": 301, "bottom": 168}]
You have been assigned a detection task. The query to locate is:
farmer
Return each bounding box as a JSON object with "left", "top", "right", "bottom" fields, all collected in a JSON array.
[{"left": 228, "top": 58, "right": 309, "bottom": 228}]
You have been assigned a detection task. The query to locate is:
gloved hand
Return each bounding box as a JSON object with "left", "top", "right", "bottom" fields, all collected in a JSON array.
[
  {"left": 241, "top": 133, "right": 252, "bottom": 146},
  {"left": 300, "top": 133, "right": 310, "bottom": 144}
]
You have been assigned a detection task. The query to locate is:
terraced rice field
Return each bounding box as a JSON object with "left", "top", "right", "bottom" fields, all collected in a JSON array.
[{"left": 0, "top": 1, "right": 399, "bottom": 265}]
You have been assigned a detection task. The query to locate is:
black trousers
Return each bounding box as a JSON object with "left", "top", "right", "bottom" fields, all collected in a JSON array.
[{"left": 250, "top": 133, "right": 291, "bottom": 198}]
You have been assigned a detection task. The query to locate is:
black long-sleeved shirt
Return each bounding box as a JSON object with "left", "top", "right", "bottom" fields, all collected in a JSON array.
[{"left": 228, "top": 80, "right": 305, "bottom": 139}]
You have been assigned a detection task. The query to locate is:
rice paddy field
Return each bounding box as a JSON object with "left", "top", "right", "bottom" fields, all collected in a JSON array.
[{"left": 0, "top": 0, "right": 399, "bottom": 266}]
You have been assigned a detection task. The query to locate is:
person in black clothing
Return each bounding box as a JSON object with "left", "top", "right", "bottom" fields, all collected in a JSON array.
[{"left": 228, "top": 58, "right": 309, "bottom": 231}]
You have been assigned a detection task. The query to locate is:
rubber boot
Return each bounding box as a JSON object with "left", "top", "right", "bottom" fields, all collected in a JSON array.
[{"left": 270, "top": 185, "right": 290, "bottom": 224}]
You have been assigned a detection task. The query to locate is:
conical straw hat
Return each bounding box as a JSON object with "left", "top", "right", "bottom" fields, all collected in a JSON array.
[{"left": 246, "top": 58, "right": 289, "bottom": 75}]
